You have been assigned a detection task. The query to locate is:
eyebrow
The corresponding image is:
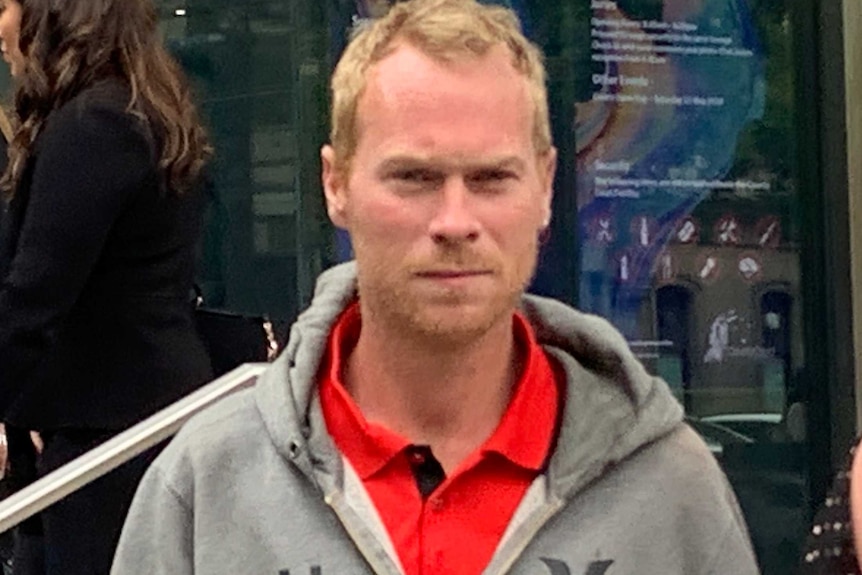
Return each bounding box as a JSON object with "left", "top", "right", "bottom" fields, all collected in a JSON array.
[{"left": 376, "top": 155, "right": 528, "bottom": 175}]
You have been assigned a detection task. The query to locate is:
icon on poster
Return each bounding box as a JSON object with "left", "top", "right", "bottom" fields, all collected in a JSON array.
[
  {"left": 655, "top": 250, "right": 675, "bottom": 283},
  {"left": 714, "top": 214, "right": 741, "bottom": 246},
  {"left": 738, "top": 253, "right": 762, "bottom": 282},
  {"left": 619, "top": 252, "right": 631, "bottom": 283},
  {"left": 616, "top": 249, "right": 641, "bottom": 284},
  {"left": 754, "top": 216, "right": 781, "bottom": 248},
  {"left": 587, "top": 214, "right": 615, "bottom": 244},
  {"left": 674, "top": 217, "right": 700, "bottom": 244},
  {"left": 630, "top": 215, "right": 657, "bottom": 248},
  {"left": 695, "top": 251, "right": 721, "bottom": 283}
]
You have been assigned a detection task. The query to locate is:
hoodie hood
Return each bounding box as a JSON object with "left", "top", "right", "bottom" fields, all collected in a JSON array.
[{"left": 254, "top": 261, "right": 683, "bottom": 501}]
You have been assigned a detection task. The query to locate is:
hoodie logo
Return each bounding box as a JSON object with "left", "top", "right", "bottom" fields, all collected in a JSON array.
[
  {"left": 540, "top": 558, "right": 615, "bottom": 575},
  {"left": 278, "top": 559, "right": 613, "bottom": 575},
  {"left": 278, "top": 568, "right": 320, "bottom": 575},
  {"left": 585, "top": 560, "right": 615, "bottom": 575}
]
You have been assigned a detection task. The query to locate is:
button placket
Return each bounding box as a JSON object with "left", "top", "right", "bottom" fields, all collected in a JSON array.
[
  {"left": 430, "top": 495, "right": 445, "bottom": 512},
  {"left": 420, "top": 500, "right": 449, "bottom": 575}
]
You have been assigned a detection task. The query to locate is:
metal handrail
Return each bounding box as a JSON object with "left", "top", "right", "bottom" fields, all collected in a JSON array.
[{"left": 0, "top": 362, "right": 268, "bottom": 534}]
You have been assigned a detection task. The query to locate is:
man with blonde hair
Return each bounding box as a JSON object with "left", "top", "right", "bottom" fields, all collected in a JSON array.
[{"left": 113, "top": 1, "right": 760, "bottom": 573}]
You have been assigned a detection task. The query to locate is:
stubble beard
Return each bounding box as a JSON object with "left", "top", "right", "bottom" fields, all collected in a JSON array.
[{"left": 356, "top": 248, "right": 538, "bottom": 349}]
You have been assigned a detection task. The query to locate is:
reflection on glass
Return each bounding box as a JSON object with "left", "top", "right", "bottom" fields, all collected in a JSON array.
[
  {"left": 571, "top": 1, "right": 807, "bottom": 573},
  {"left": 656, "top": 284, "right": 693, "bottom": 408}
]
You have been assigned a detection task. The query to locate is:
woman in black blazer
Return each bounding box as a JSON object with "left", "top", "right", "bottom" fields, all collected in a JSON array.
[
  {"left": 798, "top": 440, "right": 861, "bottom": 574},
  {"left": 0, "top": 0, "right": 213, "bottom": 572}
]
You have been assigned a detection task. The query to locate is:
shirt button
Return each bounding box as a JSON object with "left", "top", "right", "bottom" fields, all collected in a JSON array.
[{"left": 409, "top": 451, "right": 426, "bottom": 465}]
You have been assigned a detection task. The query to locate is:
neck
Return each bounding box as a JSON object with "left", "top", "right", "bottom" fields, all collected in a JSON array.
[{"left": 343, "top": 313, "right": 522, "bottom": 472}]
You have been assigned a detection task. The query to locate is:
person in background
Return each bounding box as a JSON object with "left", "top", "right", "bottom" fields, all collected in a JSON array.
[
  {"left": 852, "top": 444, "right": 862, "bottom": 572},
  {"left": 113, "top": 1, "right": 760, "bottom": 574},
  {"left": 796, "top": 439, "right": 862, "bottom": 573},
  {"left": 0, "top": 0, "right": 213, "bottom": 573}
]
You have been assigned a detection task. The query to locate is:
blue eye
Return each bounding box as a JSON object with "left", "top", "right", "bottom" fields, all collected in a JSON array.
[
  {"left": 396, "top": 169, "right": 437, "bottom": 182},
  {"left": 472, "top": 170, "right": 514, "bottom": 182},
  {"left": 467, "top": 170, "right": 517, "bottom": 192}
]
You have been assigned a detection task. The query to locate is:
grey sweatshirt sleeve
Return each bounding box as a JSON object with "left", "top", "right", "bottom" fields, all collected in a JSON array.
[
  {"left": 676, "top": 429, "right": 761, "bottom": 575},
  {"left": 703, "top": 513, "right": 761, "bottom": 575},
  {"left": 111, "top": 465, "right": 194, "bottom": 574}
]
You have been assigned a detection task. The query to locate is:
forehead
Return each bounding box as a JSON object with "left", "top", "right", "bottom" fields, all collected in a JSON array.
[{"left": 354, "top": 42, "right": 534, "bottom": 159}]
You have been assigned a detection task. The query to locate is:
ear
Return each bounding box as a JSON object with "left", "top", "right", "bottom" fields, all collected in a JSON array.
[
  {"left": 321, "top": 145, "right": 348, "bottom": 229},
  {"left": 538, "top": 147, "right": 557, "bottom": 229}
]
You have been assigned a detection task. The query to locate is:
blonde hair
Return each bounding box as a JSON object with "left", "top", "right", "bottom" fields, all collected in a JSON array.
[{"left": 330, "top": 0, "right": 551, "bottom": 171}]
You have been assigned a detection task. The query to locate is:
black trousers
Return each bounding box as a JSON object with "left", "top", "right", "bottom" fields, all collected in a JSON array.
[
  {"left": 8, "top": 428, "right": 164, "bottom": 575},
  {"left": 6, "top": 427, "right": 43, "bottom": 575}
]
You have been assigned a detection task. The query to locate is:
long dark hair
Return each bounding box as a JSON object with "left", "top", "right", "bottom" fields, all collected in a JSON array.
[{"left": 1, "top": 0, "right": 211, "bottom": 197}]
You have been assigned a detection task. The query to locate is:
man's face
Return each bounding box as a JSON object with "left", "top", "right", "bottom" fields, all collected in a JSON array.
[{"left": 322, "top": 43, "right": 556, "bottom": 344}]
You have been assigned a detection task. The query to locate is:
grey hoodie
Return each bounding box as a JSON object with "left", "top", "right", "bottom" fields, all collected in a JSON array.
[{"left": 112, "top": 262, "right": 760, "bottom": 575}]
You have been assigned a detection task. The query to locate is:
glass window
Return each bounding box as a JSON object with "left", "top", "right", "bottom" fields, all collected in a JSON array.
[
  {"left": 161, "top": 0, "right": 334, "bottom": 319},
  {"left": 656, "top": 284, "right": 694, "bottom": 408},
  {"left": 566, "top": 1, "right": 811, "bottom": 573}
]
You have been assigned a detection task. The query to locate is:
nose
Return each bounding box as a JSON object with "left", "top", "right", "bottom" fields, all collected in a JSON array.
[{"left": 427, "top": 177, "right": 481, "bottom": 245}]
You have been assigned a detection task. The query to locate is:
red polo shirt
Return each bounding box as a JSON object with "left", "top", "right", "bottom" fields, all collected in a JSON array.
[{"left": 320, "top": 302, "right": 560, "bottom": 575}]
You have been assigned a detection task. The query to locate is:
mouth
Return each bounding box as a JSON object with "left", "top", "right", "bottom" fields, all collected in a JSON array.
[
  {"left": 418, "top": 270, "right": 487, "bottom": 276},
  {"left": 414, "top": 269, "right": 493, "bottom": 282}
]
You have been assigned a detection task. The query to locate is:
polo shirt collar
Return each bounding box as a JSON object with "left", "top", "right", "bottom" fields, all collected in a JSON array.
[
  {"left": 480, "top": 312, "right": 558, "bottom": 471},
  {"left": 319, "top": 301, "right": 559, "bottom": 479}
]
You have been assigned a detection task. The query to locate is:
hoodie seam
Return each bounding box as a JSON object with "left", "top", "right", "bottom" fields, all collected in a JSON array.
[{"left": 150, "top": 464, "right": 193, "bottom": 514}]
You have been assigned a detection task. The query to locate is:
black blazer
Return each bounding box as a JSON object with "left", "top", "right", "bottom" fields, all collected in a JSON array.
[
  {"left": 0, "top": 79, "right": 213, "bottom": 430},
  {"left": 797, "top": 439, "right": 860, "bottom": 574}
]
